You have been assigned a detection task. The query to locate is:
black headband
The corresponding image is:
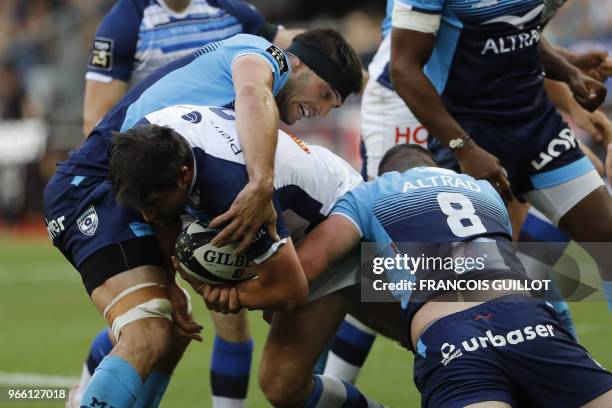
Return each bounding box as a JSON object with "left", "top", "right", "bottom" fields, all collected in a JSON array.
[{"left": 286, "top": 39, "right": 353, "bottom": 102}]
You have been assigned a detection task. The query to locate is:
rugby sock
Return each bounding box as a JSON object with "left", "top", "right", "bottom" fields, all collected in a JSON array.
[
  {"left": 80, "top": 355, "right": 143, "bottom": 408},
  {"left": 210, "top": 336, "right": 253, "bottom": 408},
  {"left": 602, "top": 280, "right": 612, "bottom": 312},
  {"left": 86, "top": 329, "right": 114, "bottom": 376},
  {"left": 72, "top": 328, "right": 114, "bottom": 405},
  {"left": 304, "top": 375, "right": 386, "bottom": 408},
  {"left": 133, "top": 371, "right": 170, "bottom": 408},
  {"left": 518, "top": 209, "right": 578, "bottom": 339},
  {"left": 323, "top": 315, "right": 376, "bottom": 384},
  {"left": 313, "top": 344, "right": 330, "bottom": 375}
]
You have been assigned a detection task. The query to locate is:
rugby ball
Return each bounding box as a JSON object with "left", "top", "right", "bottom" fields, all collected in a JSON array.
[{"left": 175, "top": 220, "right": 255, "bottom": 284}]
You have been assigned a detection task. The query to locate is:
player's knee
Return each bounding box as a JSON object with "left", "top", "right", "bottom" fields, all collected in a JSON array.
[
  {"left": 259, "top": 362, "right": 306, "bottom": 407},
  {"left": 118, "top": 317, "right": 174, "bottom": 362}
]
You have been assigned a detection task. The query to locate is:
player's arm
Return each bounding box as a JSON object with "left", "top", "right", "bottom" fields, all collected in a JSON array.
[
  {"left": 209, "top": 55, "right": 280, "bottom": 253},
  {"left": 83, "top": 79, "right": 128, "bottom": 135},
  {"left": 389, "top": 3, "right": 511, "bottom": 201},
  {"left": 544, "top": 79, "right": 612, "bottom": 144},
  {"left": 540, "top": 37, "right": 607, "bottom": 113},
  {"left": 153, "top": 219, "right": 204, "bottom": 340},
  {"left": 297, "top": 214, "right": 362, "bottom": 282},
  {"left": 193, "top": 239, "right": 309, "bottom": 313},
  {"left": 82, "top": 0, "right": 139, "bottom": 135},
  {"left": 233, "top": 239, "right": 308, "bottom": 310},
  {"left": 550, "top": 44, "right": 612, "bottom": 82}
]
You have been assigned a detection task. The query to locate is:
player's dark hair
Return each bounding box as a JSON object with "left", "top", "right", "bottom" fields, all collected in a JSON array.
[
  {"left": 292, "top": 29, "right": 363, "bottom": 97},
  {"left": 378, "top": 144, "right": 436, "bottom": 176},
  {"left": 109, "top": 124, "right": 192, "bottom": 208}
]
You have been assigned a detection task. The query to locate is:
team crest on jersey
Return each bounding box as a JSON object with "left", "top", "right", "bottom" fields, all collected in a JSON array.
[
  {"left": 181, "top": 111, "right": 202, "bottom": 124},
  {"left": 76, "top": 206, "right": 98, "bottom": 236},
  {"left": 266, "top": 45, "right": 288, "bottom": 74},
  {"left": 88, "top": 38, "right": 113, "bottom": 70},
  {"left": 289, "top": 134, "right": 310, "bottom": 153}
]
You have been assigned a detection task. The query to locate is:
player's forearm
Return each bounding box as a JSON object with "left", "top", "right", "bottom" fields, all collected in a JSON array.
[
  {"left": 235, "top": 272, "right": 307, "bottom": 310},
  {"left": 544, "top": 79, "right": 581, "bottom": 117},
  {"left": 83, "top": 79, "right": 128, "bottom": 136},
  {"left": 391, "top": 63, "right": 465, "bottom": 145},
  {"left": 540, "top": 37, "right": 581, "bottom": 83},
  {"left": 552, "top": 44, "right": 580, "bottom": 67},
  {"left": 234, "top": 83, "right": 278, "bottom": 189}
]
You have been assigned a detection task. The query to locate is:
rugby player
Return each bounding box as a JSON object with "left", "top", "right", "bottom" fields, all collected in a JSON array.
[
  {"left": 44, "top": 30, "right": 362, "bottom": 408},
  {"left": 77, "top": 1, "right": 302, "bottom": 405},
  {"left": 109, "top": 104, "right": 384, "bottom": 404},
  {"left": 389, "top": 0, "right": 612, "bottom": 313},
  {"left": 252, "top": 144, "right": 612, "bottom": 407},
  {"left": 83, "top": 0, "right": 301, "bottom": 135}
]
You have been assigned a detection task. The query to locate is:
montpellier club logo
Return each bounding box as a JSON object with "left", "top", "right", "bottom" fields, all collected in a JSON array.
[{"left": 77, "top": 206, "right": 98, "bottom": 236}]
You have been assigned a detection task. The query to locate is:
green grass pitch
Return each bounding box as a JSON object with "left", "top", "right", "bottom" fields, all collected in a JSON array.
[{"left": 0, "top": 236, "right": 610, "bottom": 407}]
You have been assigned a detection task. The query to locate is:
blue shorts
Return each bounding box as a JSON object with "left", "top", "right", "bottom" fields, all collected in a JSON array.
[
  {"left": 413, "top": 295, "right": 612, "bottom": 408},
  {"left": 428, "top": 109, "right": 594, "bottom": 196},
  {"left": 43, "top": 172, "right": 160, "bottom": 293}
]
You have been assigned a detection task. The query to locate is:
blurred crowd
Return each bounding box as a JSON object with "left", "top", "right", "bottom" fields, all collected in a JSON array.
[{"left": 0, "top": 0, "right": 609, "bottom": 224}]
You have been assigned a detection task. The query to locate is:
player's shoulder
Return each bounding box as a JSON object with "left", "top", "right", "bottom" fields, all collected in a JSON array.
[
  {"left": 102, "top": 0, "right": 148, "bottom": 20},
  {"left": 224, "top": 34, "right": 290, "bottom": 75}
]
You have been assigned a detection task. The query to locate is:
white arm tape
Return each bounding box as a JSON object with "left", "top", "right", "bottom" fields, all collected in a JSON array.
[
  {"left": 392, "top": 1, "right": 441, "bottom": 34},
  {"left": 85, "top": 72, "right": 114, "bottom": 84},
  {"left": 111, "top": 298, "right": 173, "bottom": 341}
]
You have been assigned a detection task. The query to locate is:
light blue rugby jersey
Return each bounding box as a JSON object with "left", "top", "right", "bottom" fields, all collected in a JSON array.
[
  {"left": 58, "top": 34, "right": 290, "bottom": 176},
  {"left": 331, "top": 167, "right": 515, "bottom": 316},
  {"left": 86, "top": 0, "right": 273, "bottom": 86},
  {"left": 120, "top": 33, "right": 290, "bottom": 130}
]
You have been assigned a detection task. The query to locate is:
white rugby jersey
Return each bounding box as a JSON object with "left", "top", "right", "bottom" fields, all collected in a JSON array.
[
  {"left": 141, "top": 104, "right": 363, "bottom": 257},
  {"left": 86, "top": 0, "right": 276, "bottom": 86}
]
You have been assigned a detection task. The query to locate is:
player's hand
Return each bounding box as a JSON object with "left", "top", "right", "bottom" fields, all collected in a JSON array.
[
  {"left": 606, "top": 143, "right": 612, "bottom": 185},
  {"left": 209, "top": 180, "right": 280, "bottom": 255},
  {"left": 202, "top": 284, "right": 241, "bottom": 314},
  {"left": 572, "top": 50, "right": 609, "bottom": 81},
  {"left": 455, "top": 140, "right": 513, "bottom": 203},
  {"left": 166, "top": 280, "right": 203, "bottom": 342},
  {"left": 596, "top": 57, "right": 612, "bottom": 80},
  {"left": 572, "top": 109, "right": 612, "bottom": 144},
  {"left": 172, "top": 256, "right": 207, "bottom": 295},
  {"left": 567, "top": 69, "right": 607, "bottom": 112}
]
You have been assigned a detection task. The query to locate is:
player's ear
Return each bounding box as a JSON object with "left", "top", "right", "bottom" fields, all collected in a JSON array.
[
  {"left": 290, "top": 55, "right": 304, "bottom": 72},
  {"left": 177, "top": 166, "right": 191, "bottom": 189}
]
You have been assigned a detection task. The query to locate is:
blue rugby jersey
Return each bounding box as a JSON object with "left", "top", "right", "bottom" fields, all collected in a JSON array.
[
  {"left": 86, "top": 0, "right": 273, "bottom": 86},
  {"left": 60, "top": 34, "right": 290, "bottom": 177},
  {"left": 395, "top": 0, "right": 551, "bottom": 124},
  {"left": 332, "top": 167, "right": 521, "bottom": 327}
]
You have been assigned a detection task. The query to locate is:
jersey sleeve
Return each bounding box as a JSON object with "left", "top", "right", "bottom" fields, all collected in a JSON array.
[
  {"left": 231, "top": 35, "right": 290, "bottom": 95},
  {"left": 85, "top": 0, "right": 143, "bottom": 83},
  {"left": 208, "top": 0, "right": 278, "bottom": 41},
  {"left": 394, "top": 0, "right": 444, "bottom": 14},
  {"left": 329, "top": 183, "right": 373, "bottom": 240},
  {"left": 392, "top": 0, "right": 443, "bottom": 33}
]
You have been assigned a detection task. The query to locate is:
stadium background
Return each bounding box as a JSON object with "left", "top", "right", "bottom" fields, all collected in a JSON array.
[{"left": 0, "top": 0, "right": 610, "bottom": 406}]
